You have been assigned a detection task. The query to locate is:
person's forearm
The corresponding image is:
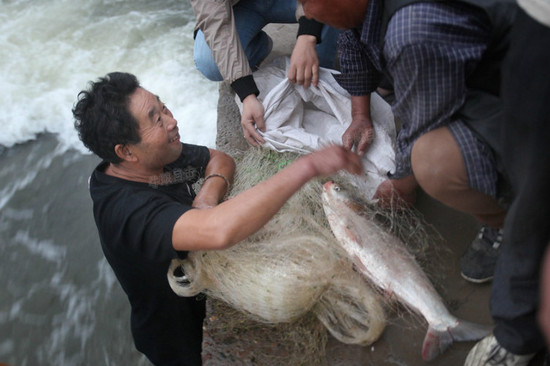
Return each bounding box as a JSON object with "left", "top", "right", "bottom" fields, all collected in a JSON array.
[
  {"left": 173, "top": 146, "right": 362, "bottom": 251},
  {"left": 204, "top": 149, "right": 235, "bottom": 186},
  {"left": 193, "top": 149, "right": 236, "bottom": 207},
  {"left": 212, "top": 157, "right": 314, "bottom": 241},
  {"left": 176, "top": 156, "right": 315, "bottom": 250},
  {"left": 351, "top": 94, "right": 371, "bottom": 121}
]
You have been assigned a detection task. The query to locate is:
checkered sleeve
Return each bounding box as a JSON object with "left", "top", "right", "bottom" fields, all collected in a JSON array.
[
  {"left": 383, "top": 3, "right": 491, "bottom": 179},
  {"left": 334, "top": 30, "right": 381, "bottom": 96}
]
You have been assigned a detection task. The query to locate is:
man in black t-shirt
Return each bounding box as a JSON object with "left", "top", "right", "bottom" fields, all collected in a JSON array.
[
  {"left": 73, "top": 72, "right": 363, "bottom": 366},
  {"left": 89, "top": 146, "right": 211, "bottom": 365}
]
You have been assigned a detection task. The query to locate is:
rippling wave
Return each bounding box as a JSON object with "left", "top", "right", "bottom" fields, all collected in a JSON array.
[{"left": 0, "top": 0, "right": 217, "bottom": 152}]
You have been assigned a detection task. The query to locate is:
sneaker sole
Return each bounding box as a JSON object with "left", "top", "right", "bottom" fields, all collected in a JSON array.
[{"left": 460, "top": 272, "right": 494, "bottom": 284}]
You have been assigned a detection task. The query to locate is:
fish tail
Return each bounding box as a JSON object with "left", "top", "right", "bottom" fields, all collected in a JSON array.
[{"left": 421, "top": 320, "right": 493, "bottom": 361}]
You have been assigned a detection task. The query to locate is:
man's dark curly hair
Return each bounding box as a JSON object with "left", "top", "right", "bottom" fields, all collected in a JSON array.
[{"left": 73, "top": 72, "right": 142, "bottom": 164}]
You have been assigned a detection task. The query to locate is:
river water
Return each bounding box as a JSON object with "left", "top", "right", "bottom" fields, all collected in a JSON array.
[{"left": 0, "top": 1, "right": 217, "bottom": 365}]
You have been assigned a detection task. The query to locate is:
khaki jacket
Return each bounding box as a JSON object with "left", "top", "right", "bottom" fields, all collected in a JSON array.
[{"left": 190, "top": 0, "right": 305, "bottom": 84}]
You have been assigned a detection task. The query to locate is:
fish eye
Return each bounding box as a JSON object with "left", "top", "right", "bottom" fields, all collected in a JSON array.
[{"left": 334, "top": 185, "right": 341, "bottom": 192}]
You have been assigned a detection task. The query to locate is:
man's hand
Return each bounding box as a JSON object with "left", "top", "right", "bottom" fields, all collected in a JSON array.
[
  {"left": 288, "top": 34, "right": 319, "bottom": 89},
  {"left": 241, "top": 94, "right": 266, "bottom": 146},
  {"left": 302, "top": 145, "right": 364, "bottom": 177},
  {"left": 374, "top": 175, "right": 418, "bottom": 209},
  {"left": 342, "top": 117, "right": 374, "bottom": 156},
  {"left": 343, "top": 95, "right": 374, "bottom": 156}
]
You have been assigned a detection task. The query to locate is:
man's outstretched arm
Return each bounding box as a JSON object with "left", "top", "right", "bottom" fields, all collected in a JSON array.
[{"left": 172, "top": 145, "right": 363, "bottom": 251}]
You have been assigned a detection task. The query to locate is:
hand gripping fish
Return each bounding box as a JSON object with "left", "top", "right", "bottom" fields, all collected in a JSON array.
[{"left": 321, "top": 181, "right": 492, "bottom": 361}]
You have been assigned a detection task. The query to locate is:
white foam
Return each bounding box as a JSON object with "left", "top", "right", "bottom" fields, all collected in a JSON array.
[
  {"left": 0, "top": 0, "right": 218, "bottom": 152},
  {"left": 13, "top": 230, "right": 67, "bottom": 264}
]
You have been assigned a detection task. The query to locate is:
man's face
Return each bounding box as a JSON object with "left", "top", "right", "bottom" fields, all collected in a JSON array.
[
  {"left": 302, "top": 0, "right": 368, "bottom": 29},
  {"left": 127, "top": 87, "right": 182, "bottom": 171}
]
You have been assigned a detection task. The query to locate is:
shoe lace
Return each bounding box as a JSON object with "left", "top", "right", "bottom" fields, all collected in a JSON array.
[
  {"left": 493, "top": 230, "right": 503, "bottom": 250},
  {"left": 479, "top": 227, "right": 503, "bottom": 250}
]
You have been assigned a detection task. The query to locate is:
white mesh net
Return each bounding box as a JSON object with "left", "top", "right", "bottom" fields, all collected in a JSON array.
[{"left": 168, "top": 148, "right": 387, "bottom": 347}]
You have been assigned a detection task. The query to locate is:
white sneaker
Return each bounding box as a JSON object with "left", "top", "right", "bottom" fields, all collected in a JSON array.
[{"left": 464, "top": 335, "right": 536, "bottom": 366}]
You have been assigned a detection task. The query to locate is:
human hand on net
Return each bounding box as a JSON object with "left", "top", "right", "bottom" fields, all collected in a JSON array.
[
  {"left": 342, "top": 116, "right": 375, "bottom": 157},
  {"left": 300, "top": 145, "right": 364, "bottom": 177}
]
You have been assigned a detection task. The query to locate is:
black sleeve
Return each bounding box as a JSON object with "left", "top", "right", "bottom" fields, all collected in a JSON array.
[
  {"left": 138, "top": 195, "right": 191, "bottom": 262},
  {"left": 231, "top": 75, "right": 260, "bottom": 102},
  {"left": 297, "top": 16, "right": 324, "bottom": 43},
  {"left": 94, "top": 182, "right": 191, "bottom": 264}
]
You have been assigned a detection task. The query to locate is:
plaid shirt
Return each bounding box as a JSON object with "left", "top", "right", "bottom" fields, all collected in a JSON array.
[{"left": 336, "top": 0, "right": 497, "bottom": 195}]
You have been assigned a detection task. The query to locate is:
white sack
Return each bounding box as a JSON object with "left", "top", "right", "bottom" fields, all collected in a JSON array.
[{"left": 236, "top": 57, "right": 397, "bottom": 199}]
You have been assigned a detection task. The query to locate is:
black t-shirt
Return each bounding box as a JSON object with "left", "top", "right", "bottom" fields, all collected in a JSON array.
[{"left": 89, "top": 143, "right": 210, "bottom": 366}]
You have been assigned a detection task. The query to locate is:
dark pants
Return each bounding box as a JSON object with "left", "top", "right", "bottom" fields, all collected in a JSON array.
[
  {"left": 134, "top": 295, "right": 206, "bottom": 366},
  {"left": 491, "top": 8, "right": 550, "bottom": 355}
]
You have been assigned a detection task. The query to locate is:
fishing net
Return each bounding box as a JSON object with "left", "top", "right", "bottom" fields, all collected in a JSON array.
[
  {"left": 168, "top": 147, "right": 443, "bottom": 363},
  {"left": 201, "top": 299, "right": 329, "bottom": 365},
  {"left": 169, "top": 149, "right": 386, "bottom": 343}
]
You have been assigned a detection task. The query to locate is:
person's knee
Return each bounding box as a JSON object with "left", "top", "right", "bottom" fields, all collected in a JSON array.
[
  {"left": 411, "top": 129, "right": 466, "bottom": 199},
  {"left": 194, "top": 32, "right": 223, "bottom": 81},
  {"left": 194, "top": 53, "right": 223, "bottom": 81}
]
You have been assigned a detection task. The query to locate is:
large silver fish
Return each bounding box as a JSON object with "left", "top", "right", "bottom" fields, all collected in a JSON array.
[{"left": 321, "top": 181, "right": 492, "bottom": 361}]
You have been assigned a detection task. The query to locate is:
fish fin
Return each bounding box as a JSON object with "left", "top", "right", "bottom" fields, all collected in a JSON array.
[
  {"left": 421, "top": 326, "right": 452, "bottom": 362},
  {"left": 421, "top": 320, "right": 493, "bottom": 361}
]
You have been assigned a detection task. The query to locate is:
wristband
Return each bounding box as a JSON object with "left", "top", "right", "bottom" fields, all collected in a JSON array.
[
  {"left": 204, "top": 173, "right": 231, "bottom": 191},
  {"left": 297, "top": 17, "right": 323, "bottom": 44}
]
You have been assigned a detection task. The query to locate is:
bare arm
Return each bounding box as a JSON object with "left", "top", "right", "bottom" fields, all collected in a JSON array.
[
  {"left": 342, "top": 95, "right": 374, "bottom": 156},
  {"left": 192, "top": 148, "right": 236, "bottom": 209},
  {"left": 344, "top": 95, "right": 417, "bottom": 208},
  {"left": 172, "top": 145, "right": 363, "bottom": 251}
]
